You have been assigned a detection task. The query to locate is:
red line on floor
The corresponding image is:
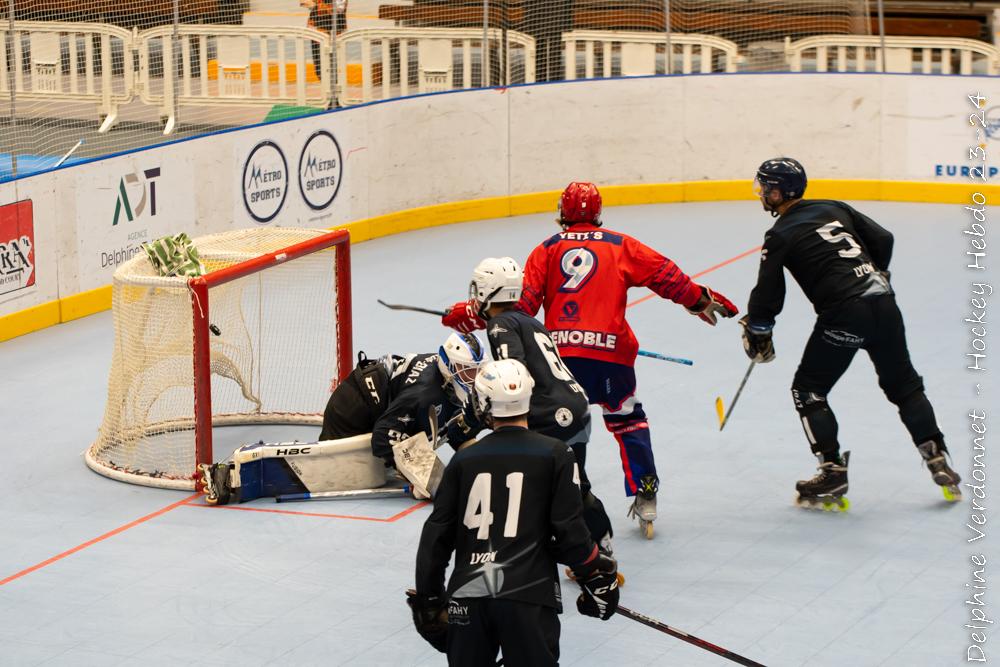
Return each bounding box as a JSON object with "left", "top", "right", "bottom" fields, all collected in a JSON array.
[
  {"left": 0, "top": 492, "right": 201, "bottom": 587},
  {"left": 4, "top": 244, "right": 761, "bottom": 587},
  {"left": 626, "top": 245, "right": 761, "bottom": 309},
  {"left": 184, "top": 499, "right": 429, "bottom": 522}
]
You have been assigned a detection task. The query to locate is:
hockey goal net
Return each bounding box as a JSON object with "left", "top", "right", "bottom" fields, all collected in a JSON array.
[{"left": 87, "top": 227, "right": 352, "bottom": 490}]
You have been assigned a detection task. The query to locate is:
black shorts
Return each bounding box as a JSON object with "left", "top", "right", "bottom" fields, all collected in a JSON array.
[
  {"left": 793, "top": 294, "right": 924, "bottom": 403},
  {"left": 319, "top": 374, "right": 375, "bottom": 440},
  {"left": 447, "top": 597, "right": 560, "bottom": 667}
]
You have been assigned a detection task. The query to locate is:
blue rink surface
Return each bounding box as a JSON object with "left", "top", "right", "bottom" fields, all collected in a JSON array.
[{"left": 0, "top": 201, "right": 994, "bottom": 666}]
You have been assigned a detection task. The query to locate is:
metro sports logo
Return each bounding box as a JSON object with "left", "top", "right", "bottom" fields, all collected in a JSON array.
[
  {"left": 242, "top": 140, "right": 288, "bottom": 223},
  {"left": 298, "top": 130, "right": 343, "bottom": 211}
]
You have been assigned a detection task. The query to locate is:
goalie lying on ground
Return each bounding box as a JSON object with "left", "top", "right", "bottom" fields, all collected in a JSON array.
[{"left": 199, "top": 332, "right": 485, "bottom": 505}]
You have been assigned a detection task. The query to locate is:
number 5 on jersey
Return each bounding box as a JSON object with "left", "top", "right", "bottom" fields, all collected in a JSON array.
[
  {"left": 816, "top": 221, "right": 862, "bottom": 258},
  {"left": 464, "top": 472, "right": 524, "bottom": 539}
]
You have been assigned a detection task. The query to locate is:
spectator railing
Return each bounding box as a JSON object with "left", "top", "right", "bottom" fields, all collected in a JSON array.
[
  {"left": 785, "top": 35, "right": 1000, "bottom": 75},
  {"left": 2, "top": 22, "right": 997, "bottom": 139},
  {"left": 0, "top": 21, "right": 135, "bottom": 133},
  {"left": 336, "top": 27, "right": 536, "bottom": 105},
  {"left": 137, "top": 24, "right": 333, "bottom": 132},
  {"left": 562, "top": 31, "right": 740, "bottom": 78}
]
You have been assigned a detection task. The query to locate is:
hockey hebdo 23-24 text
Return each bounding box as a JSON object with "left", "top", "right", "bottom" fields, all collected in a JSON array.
[{"left": 965, "top": 91, "right": 991, "bottom": 664}]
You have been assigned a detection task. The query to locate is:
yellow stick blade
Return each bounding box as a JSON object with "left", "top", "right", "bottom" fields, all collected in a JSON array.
[{"left": 715, "top": 396, "right": 725, "bottom": 429}]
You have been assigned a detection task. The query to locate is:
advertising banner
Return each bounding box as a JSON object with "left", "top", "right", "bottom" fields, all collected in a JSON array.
[
  {"left": 0, "top": 199, "right": 35, "bottom": 298},
  {"left": 76, "top": 154, "right": 196, "bottom": 291},
  {"left": 234, "top": 120, "right": 349, "bottom": 229}
]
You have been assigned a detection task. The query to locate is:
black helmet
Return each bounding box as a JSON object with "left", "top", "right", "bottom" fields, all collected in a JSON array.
[{"left": 755, "top": 158, "right": 807, "bottom": 215}]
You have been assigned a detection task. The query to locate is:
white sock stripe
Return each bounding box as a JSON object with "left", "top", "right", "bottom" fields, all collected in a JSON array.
[{"left": 602, "top": 395, "right": 639, "bottom": 416}]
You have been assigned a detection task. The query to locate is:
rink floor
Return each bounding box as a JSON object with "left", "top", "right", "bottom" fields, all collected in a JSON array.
[{"left": 0, "top": 200, "right": 990, "bottom": 666}]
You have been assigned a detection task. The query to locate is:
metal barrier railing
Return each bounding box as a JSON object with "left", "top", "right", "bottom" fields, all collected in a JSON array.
[
  {"left": 137, "top": 24, "right": 333, "bottom": 133},
  {"left": 336, "top": 27, "right": 536, "bottom": 106},
  {"left": 786, "top": 35, "right": 1000, "bottom": 75},
  {"left": 562, "top": 31, "right": 740, "bottom": 78},
  {"left": 0, "top": 21, "right": 135, "bottom": 133},
  {"left": 0, "top": 18, "right": 997, "bottom": 175}
]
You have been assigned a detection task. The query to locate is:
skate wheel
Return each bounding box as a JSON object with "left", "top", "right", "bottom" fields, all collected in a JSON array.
[
  {"left": 641, "top": 520, "right": 654, "bottom": 540},
  {"left": 942, "top": 485, "right": 962, "bottom": 502},
  {"left": 616, "top": 572, "right": 626, "bottom": 587},
  {"left": 826, "top": 496, "right": 849, "bottom": 513},
  {"left": 795, "top": 495, "right": 849, "bottom": 513}
]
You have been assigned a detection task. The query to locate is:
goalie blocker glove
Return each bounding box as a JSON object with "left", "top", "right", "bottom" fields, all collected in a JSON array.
[
  {"left": 571, "top": 551, "right": 620, "bottom": 620},
  {"left": 739, "top": 315, "right": 775, "bottom": 363},
  {"left": 441, "top": 300, "right": 485, "bottom": 334},
  {"left": 686, "top": 285, "right": 739, "bottom": 326},
  {"left": 406, "top": 591, "right": 448, "bottom": 652}
]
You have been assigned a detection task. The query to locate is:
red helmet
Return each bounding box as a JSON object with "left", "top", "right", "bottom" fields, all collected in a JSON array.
[{"left": 559, "top": 182, "right": 602, "bottom": 226}]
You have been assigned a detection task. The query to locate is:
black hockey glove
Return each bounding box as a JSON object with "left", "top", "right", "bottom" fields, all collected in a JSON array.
[
  {"left": 406, "top": 591, "right": 448, "bottom": 653},
  {"left": 572, "top": 552, "right": 620, "bottom": 621},
  {"left": 739, "top": 315, "right": 775, "bottom": 363}
]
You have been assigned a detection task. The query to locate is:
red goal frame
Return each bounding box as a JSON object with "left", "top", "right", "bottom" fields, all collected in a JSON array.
[{"left": 188, "top": 228, "right": 352, "bottom": 482}]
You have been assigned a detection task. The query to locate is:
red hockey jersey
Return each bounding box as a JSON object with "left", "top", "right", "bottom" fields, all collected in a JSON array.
[{"left": 518, "top": 223, "right": 702, "bottom": 365}]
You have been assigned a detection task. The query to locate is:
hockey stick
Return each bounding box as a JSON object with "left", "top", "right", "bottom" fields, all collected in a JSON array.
[
  {"left": 636, "top": 349, "right": 693, "bottom": 366},
  {"left": 377, "top": 299, "right": 692, "bottom": 366},
  {"left": 377, "top": 299, "right": 447, "bottom": 317},
  {"left": 617, "top": 606, "right": 767, "bottom": 667},
  {"left": 716, "top": 361, "right": 756, "bottom": 431},
  {"left": 429, "top": 405, "right": 442, "bottom": 449},
  {"left": 276, "top": 487, "right": 411, "bottom": 502}
]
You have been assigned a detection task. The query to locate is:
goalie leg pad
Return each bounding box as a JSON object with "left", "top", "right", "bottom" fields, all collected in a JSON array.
[
  {"left": 232, "top": 434, "right": 386, "bottom": 502},
  {"left": 392, "top": 432, "right": 445, "bottom": 499}
]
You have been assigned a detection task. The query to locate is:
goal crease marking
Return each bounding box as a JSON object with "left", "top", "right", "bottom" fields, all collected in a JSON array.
[{"left": 182, "top": 499, "right": 430, "bottom": 522}]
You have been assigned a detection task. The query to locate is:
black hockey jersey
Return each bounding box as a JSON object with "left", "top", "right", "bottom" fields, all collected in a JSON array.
[
  {"left": 415, "top": 426, "right": 596, "bottom": 609},
  {"left": 748, "top": 199, "right": 895, "bottom": 326},
  {"left": 321, "top": 352, "right": 460, "bottom": 461},
  {"left": 485, "top": 309, "right": 590, "bottom": 441},
  {"left": 370, "top": 353, "right": 461, "bottom": 461}
]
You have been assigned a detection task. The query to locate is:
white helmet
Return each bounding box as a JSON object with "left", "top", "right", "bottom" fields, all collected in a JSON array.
[
  {"left": 469, "top": 257, "right": 522, "bottom": 318},
  {"left": 438, "top": 332, "right": 485, "bottom": 402},
  {"left": 474, "top": 358, "right": 534, "bottom": 419}
]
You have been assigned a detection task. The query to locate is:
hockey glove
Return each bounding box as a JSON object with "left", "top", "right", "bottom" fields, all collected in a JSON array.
[
  {"left": 686, "top": 286, "right": 739, "bottom": 326},
  {"left": 406, "top": 591, "right": 448, "bottom": 653},
  {"left": 572, "top": 552, "right": 620, "bottom": 621},
  {"left": 739, "top": 315, "right": 775, "bottom": 363},
  {"left": 441, "top": 300, "right": 485, "bottom": 334}
]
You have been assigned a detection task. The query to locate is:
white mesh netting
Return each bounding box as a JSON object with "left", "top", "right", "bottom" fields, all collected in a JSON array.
[
  {"left": 3, "top": 0, "right": 993, "bottom": 180},
  {"left": 87, "top": 226, "right": 345, "bottom": 489}
]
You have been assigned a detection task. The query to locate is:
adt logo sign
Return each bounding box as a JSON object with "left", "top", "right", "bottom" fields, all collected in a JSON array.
[
  {"left": 113, "top": 168, "right": 161, "bottom": 225},
  {"left": 298, "top": 130, "right": 343, "bottom": 211},
  {"left": 242, "top": 140, "right": 288, "bottom": 223}
]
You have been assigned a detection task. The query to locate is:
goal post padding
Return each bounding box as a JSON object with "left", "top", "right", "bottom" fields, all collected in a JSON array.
[{"left": 87, "top": 227, "right": 352, "bottom": 490}]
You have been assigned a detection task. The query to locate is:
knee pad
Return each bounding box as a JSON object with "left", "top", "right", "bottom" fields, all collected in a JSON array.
[{"left": 791, "top": 388, "right": 840, "bottom": 458}]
